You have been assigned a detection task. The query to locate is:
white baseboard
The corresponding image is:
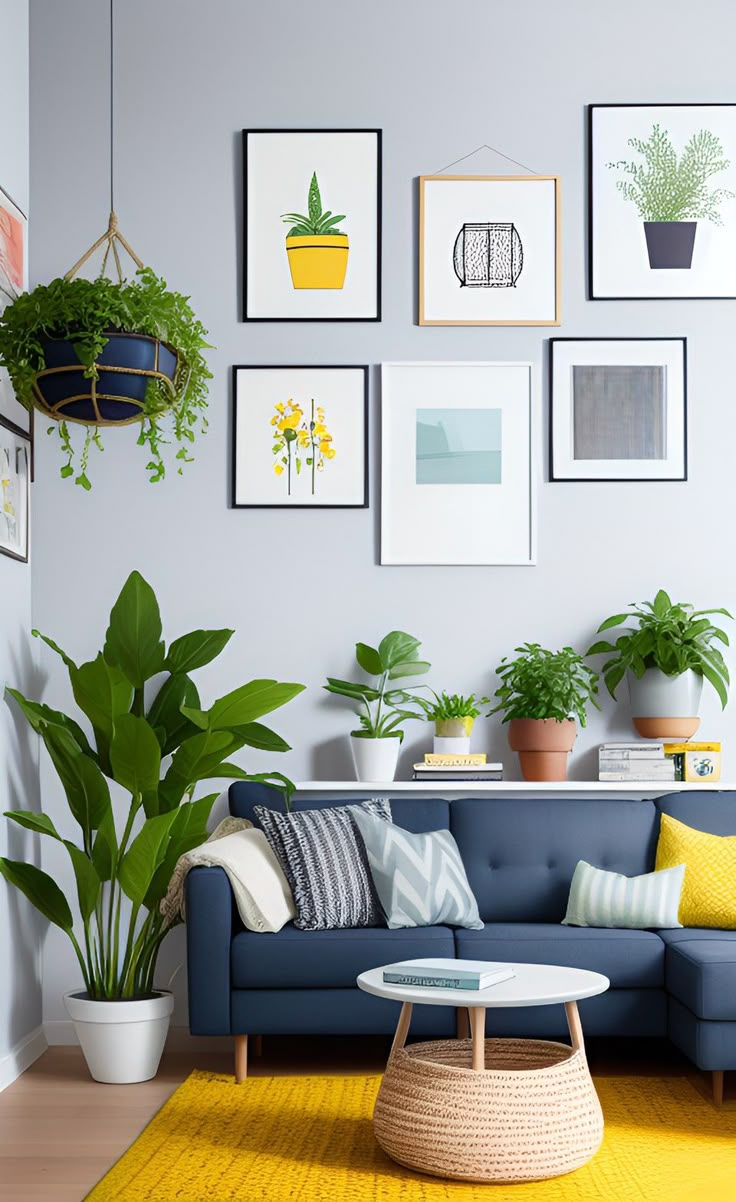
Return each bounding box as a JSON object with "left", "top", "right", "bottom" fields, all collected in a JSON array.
[
  {"left": 44, "top": 1020, "right": 230, "bottom": 1054},
  {"left": 0, "top": 1026, "right": 47, "bottom": 1092}
]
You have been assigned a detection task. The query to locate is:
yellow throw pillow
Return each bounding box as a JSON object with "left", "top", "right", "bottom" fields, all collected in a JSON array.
[{"left": 655, "top": 813, "right": 736, "bottom": 929}]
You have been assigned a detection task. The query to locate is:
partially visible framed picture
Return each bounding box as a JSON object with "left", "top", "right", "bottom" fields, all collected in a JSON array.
[
  {"left": 550, "top": 338, "right": 687, "bottom": 482},
  {"left": 589, "top": 104, "right": 736, "bottom": 299},
  {"left": 0, "top": 414, "right": 30, "bottom": 562},
  {"left": 243, "top": 129, "right": 382, "bottom": 321},
  {"left": 419, "top": 175, "right": 561, "bottom": 325},
  {"left": 381, "top": 362, "right": 535, "bottom": 565},
  {"left": 0, "top": 185, "right": 30, "bottom": 432},
  {"left": 232, "top": 365, "right": 368, "bottom": 508}
]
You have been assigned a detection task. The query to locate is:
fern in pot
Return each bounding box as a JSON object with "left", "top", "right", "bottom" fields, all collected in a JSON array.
[
  {"left": 414, "top": 691, "right": 488, "bottom": 756},
  {"left": 588, "top": 589, "right": 731, "bottom": 739}
]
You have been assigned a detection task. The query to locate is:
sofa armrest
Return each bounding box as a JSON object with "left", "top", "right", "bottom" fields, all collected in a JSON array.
[{"left": 185, "top": 865, "right": 234, "bottom": 1035}]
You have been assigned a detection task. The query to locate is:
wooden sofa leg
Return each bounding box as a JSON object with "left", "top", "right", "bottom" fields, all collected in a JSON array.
[
  {"left": 712, "top": 1070, "right": 724, "bottom": 1106},
  {"left": 456, "top": 1008, "right": 470, "bottom": 1039},
  {"left": 235, "top": 1035, "right": 248, "bottom": 1084}
]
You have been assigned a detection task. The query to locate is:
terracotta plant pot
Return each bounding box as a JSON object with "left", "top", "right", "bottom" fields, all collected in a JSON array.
[{"left": 507, "top": 718, "right": 577, "bottom": 782}]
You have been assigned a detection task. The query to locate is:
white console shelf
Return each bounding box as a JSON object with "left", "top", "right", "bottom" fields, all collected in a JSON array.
[{"left": 296, "top": 780, "right": 735, "bottom": 801}]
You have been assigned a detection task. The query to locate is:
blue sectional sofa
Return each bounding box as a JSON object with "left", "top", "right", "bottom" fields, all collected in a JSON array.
[{"left": 186, "top": 786, "right": 736, "bottom": 1097}]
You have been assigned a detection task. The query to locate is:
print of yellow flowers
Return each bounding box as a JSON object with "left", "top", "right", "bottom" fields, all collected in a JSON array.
[{"left": 271, "top": 398, "right": 336, "bottom": 496}]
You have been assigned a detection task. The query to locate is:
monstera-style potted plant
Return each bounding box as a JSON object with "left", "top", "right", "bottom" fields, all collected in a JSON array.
[
  {"left": 324, "top": 632, "right": 430, "bottom": 781},
  {"left": 489, "top": 643, "right": 599, "bottom": 781},
  {"left": 0, "top": 264, "right": 212, "bottom": 488},
  {"left": 415, "top": 691, "right": 488, "bottom": 756},
  {"left": 282, "top": 171, "right": 349, "bottom": 289},
  {"left": 607, "top": 124, "right": 735, "bottom": 268},
  {"left": 0, "top": 571, "right": 304, "bottom": 1084},
  {"left": 588, "top": 589, "right": 731, "bottom": 739}
]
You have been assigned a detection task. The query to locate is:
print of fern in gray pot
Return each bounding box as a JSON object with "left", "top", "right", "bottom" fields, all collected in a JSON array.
[
  {"left": 607, "top": 125, "right": 735, "bottom": 269},
  {"left": 453, "top": 223, "right": 523, "bottom": 287}
]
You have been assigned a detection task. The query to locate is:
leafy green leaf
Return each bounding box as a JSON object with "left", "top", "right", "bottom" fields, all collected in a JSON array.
[
  {"left": 228, "top": 721, "right": 291, "bottom": 753},
  {"left": 165, "top": 629, "right": 233, "bottom": 675},
  {"left": 63, "top": 841, "right": 101, "bottom": 922},
  {"left": 207, "top": 680, "right": 305, "bottom": 729},
  {"left": 91, "top": 807, "right": 118, "bottom": 882},
  {"left": 40, "top": 725, "right": 112, "bottom": 838},
  {"left": 378, "top": 631, "right": 422, "bottom": 671},
  {"left": 4, "top": 810, "right": 60, "bottom": 840},
  {"left": 308, "top": 171, "right": 322, "bottom": 224},
  {"left": 355, "top": 643, "right": 383, "bottom": 675},
  {"left": 0, "top": 858, "right": 74, "bottom": 930},
  {"left": 597, "top": 614, "right": 630, "bottom": 632},
  {"left": 31, "top": 629, "right": 77, "bottom": 670},
  {"left": 118, "top": 811, "right": 179, "bottom": 906},
  {"left": 5, "top": 688, "right": 97, "bottom": 761},
  {"left": 70, "top": 654, "right": 133, "bottom": 770},
  {"left": 323, "top": 678, "right": 380, "bottom": 702},
  {"left": 159, "top": 729, "right": 247, "bottom": 811},
  {"left": 143, "top": 793, "right": 218, "bottom": 909},
  {"left": 387, "top": 659, "right": 431, "bottom": 680},
  {"left": 110, "top": 714, "right": 161, "bottom": 813},
  {"left": 103, "top": 571, "right": 166, "bottom": 689},
  {"left": 147, "top": 673, "right": 201, "bottom": 755}
]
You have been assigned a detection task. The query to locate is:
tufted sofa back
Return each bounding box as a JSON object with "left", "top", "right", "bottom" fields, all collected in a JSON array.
[{"left": 451, "top": 797, "right": 660, "bottom": 923}]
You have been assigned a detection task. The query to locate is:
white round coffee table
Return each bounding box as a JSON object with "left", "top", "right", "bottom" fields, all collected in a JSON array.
[{"left": 358, "top": 960, "right": 609, "bottom": 1184}]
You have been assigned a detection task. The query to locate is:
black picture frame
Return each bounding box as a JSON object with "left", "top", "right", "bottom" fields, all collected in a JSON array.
[
  {"left": 549, "top": 337, "right": 688, "bottom": 482},
  {"left": 588, "top": 103, "right": 736, "bottom": 300},
  {"left": 0, "top": 412, "right": 31, "bottom": 562},
  {"left": 231, "top": 364, "right": 369, "bottom": 509},
  {"left": 242, "top": 129, "right": 382, "bottom": 322}
]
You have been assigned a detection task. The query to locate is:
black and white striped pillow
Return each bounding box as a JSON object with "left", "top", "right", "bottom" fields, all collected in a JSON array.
[{"left": 253, "top": 800, "right": 392, "bottom": 931}]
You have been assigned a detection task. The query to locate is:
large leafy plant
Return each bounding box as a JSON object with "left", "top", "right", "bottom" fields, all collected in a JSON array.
[
  {"left": 0, "top": 571, "right": 304, "bottom": 1001},
  {"left": 489, "top": 643, "right": 599, "bottom": 725},
  {"left": 324, "top": 631, "right": 430, "bottom": 739},
  {"left": 587, "top": 589, "right": 731, "bottom": 708},
  {"left": 281, "top": 172, "right": 347, "bottom": 237},
  {"left": 0, "top": 268, "right": 212, "bottom": 488},
  {"left": 607, "top": 125, "right": 735, "bottom": 223}
]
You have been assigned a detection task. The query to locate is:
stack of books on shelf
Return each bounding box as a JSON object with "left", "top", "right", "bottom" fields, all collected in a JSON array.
[
  {"left": 598, "top": 741, "right": 721, "bottom": 782},
  {"left": 412, "top": 753, "right": 503, "bottom": 782}
]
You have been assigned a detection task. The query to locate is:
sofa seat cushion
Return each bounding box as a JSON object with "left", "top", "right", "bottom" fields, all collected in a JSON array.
[
  {"left": 664, "top": 935, "right": 736, "bottom": 1021},
  {"left": 232, "top": 923, "right": 455, "bottom": 989},
  {"left": 455, "top": 924, "right": 664, "bottom": 989}
]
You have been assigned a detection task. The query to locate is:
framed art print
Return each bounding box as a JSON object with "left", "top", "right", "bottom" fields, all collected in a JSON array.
[
  {"left": 0, "top": 414, "right": 30, "bottom": 562},
  {"left": 589, "top": 104, "right": 736, "bottom": 298},
  {"left": 243, "top": 129, "right": 381, "bottom": 321},
  {"left": 419, "top": 175, "right": 560, "bottom": 325},
  {"left": 550, "top": 339, "right": 687, "bottom": 482},
  {"left": 232, "top": 365, "right": 368, "bottom": 508},
  {"left": 381, "top": 362, "right": 535, "bottom": 565},
  {"left": 0, "top": 185, "right": 30, "bottom": 432}
]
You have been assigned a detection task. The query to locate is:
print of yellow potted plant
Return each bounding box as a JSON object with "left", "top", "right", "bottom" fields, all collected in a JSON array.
[
  {"left": 281, "top": 172, "right": 349, "bottom": 289},
  {"left": 270, "top": 397, "right": 336, "bottom": 496}
]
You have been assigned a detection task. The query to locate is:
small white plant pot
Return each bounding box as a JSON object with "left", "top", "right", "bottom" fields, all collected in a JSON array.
[
  {"left": 64, "top": 990, "right": 174, "bottom": 1084},
  {"left": 627, "top": 668, "right": 704, "bottom": 740},
  {"left": 433, "top": 735, "right": 471, "bottom": 756},
  {"left": 350, "top": 735, "right": 400, "bottom": 782}
]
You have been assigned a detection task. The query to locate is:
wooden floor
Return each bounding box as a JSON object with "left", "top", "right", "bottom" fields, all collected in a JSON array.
[{"left": 0, "top": 1037, "right": 723, "bottom": 1202}]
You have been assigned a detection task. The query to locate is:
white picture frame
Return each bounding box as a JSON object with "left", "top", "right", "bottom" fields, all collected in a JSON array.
[
  {"left": 589, "top": 104, "right": 736, "bottom": 299},
  {"left": 550, "top": 338, "right": 687, "bottom": 481},
  {"left": 0, "top": 184, "right": 30, "bottom": 432},
  {"left": 381, "top": 362, "right": 535, "bottom": 565},
  {"left": 419, "top": 175, "right": 561, "bottom": 325}
]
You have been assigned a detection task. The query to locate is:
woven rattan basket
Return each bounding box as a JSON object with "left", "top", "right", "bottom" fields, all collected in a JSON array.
[{"left": 373, "top": 1037, "right": 603, "bottom": 1184}]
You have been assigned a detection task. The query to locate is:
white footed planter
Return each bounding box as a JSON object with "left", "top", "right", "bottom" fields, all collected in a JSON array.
[
  {"left": 627, "top": 668, "right": 703, "bottom": 740},
  {"left": 64, "top": 990, "right": 174, "bottom": 1084},
  {"left": 350, "top": 734, "right": 400, "bottom": 782},
  {"left": 433, "top": 735, "right": 471, "bottom": 756}
]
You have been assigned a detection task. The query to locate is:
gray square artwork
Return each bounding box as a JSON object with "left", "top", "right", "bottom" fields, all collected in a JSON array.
[
  {"left": 416, "top": 408, "right": 502, "bottom": 484},
  {"left": 572, "top": 365, "right": 666, "bottom": 460}
]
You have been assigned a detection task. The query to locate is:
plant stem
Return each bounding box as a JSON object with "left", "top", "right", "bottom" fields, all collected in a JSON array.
[{"left": 311, "top": 399, "right": 316, "bottom": 496}]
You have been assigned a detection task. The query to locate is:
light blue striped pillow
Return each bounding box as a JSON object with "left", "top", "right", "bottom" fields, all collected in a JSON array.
[{"left": 562, "top": 859, "right": 685, "bottom": 930}]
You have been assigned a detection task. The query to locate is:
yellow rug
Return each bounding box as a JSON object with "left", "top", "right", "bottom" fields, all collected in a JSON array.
[{"left": 85, "top": 1071, "right": 736, "bottom": 1202}]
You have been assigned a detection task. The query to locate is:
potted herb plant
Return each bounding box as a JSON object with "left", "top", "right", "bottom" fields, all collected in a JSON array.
[
  {"left": 281, "top": 171, "right": 349, "bottom": 289},
  {"left": 324, "top": 631, "right": 430, "bottom": 781},
  {"left": 587, "top": 589, "right": 731, "bottom": 739},
  {"left": 415, "top": 691, "right": 488, "bottom": 756},
  {"left": 489, "top": 643, "right": 600, "bottom": 782},
  {"left": 0, "top": 571, "right": 304, "bottom": 1084},
  {"left": 607, "top": 124, "right": 735, "bottom": 269},
  {"left": 0, "top": 265, "right": 212, "bottom": 488}
]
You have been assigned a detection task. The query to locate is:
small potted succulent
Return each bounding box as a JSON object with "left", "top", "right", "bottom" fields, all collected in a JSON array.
[
  {"left": 415, "top": 691, "right": 488, "bottom": 756},
  {"left": 588, "top": 589, "right": 731, "bottom": 739},
  {"left": 324, "top": 631, "right": 430, "bottom": 781},
  {"left": 281, "top": 171, "right": 349, "bottom": 289},
  {"left": 489, "top": 643, "right": 599, "bottom": 781}
]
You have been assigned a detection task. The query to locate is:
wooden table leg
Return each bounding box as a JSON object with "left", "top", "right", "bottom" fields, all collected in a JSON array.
[
  {"left": 390, "top": 1002, "right": 413, "bottom": 1055},
  {"left": 468, "top": 1006, "right": 486, "bottom": 1071},
  {"left": 456, "top": 1007, "right": 470, "bottom": 1040},
  {"left": 565, "top": 1001, "right": 585, "bottom": 1057}
]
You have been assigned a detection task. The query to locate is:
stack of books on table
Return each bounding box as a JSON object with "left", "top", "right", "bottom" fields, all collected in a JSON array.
[
  {"left": 598, "top": 741, "right": 722, "bottom": 782},
  {"left": 412, "top": 753, "right": 503, "bottom": 782},
  {"left": 382, "top": 959, "right": 515, "bottom": 990}
]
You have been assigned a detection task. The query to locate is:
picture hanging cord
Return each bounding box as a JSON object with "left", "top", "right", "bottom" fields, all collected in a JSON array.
[
  {"left": 109, "top": 0, "right": 115, "bottom": 214},
  {"left": 430, "top": 143, "right": 539, "bottom": 176}
]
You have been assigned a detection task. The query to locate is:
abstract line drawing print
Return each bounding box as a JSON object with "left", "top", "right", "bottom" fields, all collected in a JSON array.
[{"left": 453, "top": 222, "right": 524, "bottom": 287}]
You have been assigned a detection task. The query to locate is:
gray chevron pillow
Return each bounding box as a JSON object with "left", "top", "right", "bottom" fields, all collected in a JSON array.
[{"left": 352, "top": 810, "right": 483, "bottom": 930}]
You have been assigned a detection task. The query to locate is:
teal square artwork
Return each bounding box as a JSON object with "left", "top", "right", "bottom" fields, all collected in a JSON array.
[{"left": 416, "top": 408, "right": 502, "bottom": 485}]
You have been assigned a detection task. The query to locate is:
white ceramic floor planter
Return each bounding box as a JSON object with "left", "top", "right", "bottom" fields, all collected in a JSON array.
[
  {"left": 64, "top": 990, "right": 174, "bottom": 1084},
  {"left": 627, "top": 668, "right": 703, "bottom": 739},
  {"left": 350, "top": 735, "right": 400, "bottom": 782}
]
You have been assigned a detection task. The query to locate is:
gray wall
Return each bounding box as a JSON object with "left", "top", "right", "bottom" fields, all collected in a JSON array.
[
  {"left": 29, "top": 0, "right": 736, "bottom": 1029},
  {"left": 0, "top": 0, "right": 42, "bottom": 1084}
]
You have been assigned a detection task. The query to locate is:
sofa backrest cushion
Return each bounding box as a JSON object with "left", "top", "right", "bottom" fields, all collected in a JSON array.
[
  {"left": 655, "top": 791, "right": 736, "bottom": 836},
  {"left": 451, "top": 797, "right": 659, "bottom": 923},
  {"left": 229, "top": 783, "right": 449, "bottom": 834}
]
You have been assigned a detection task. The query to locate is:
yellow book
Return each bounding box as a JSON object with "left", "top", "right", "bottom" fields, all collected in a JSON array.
[
  {"left": 664, "top": 742, "right": 721, "bottom": 754},
  {"left": 424, "top": 753, "right": 487, "bottom": 765}
]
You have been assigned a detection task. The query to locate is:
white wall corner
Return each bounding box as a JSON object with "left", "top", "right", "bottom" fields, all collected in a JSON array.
[{"left": 0, "top": 1025, "right": 47, "bottom": 1092}]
